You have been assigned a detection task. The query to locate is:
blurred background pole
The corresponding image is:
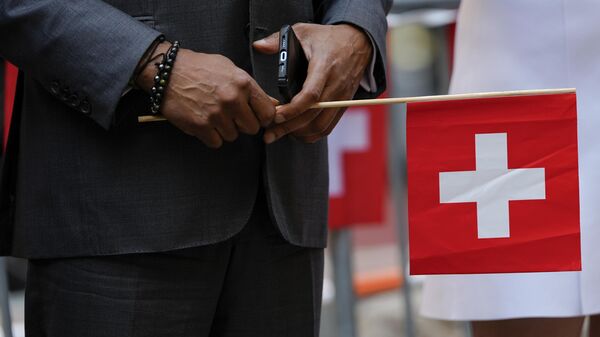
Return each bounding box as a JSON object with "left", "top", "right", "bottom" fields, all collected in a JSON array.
[
  {"left": 0, "top": 258, "right": 13, "bottom": 337},
  {"left": 387, "top": 103, "right": 415, "bottom": 337},
  {"left": 331, "top": 229, "right": 356, "bottom": 337},
  {"left": 388, "top": 2, "right": 460, "bottom": 337}
]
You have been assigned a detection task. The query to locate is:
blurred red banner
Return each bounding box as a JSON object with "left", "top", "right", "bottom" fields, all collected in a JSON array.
[{"left": 327, "top": 104, "right": 387, "bottom": 229}]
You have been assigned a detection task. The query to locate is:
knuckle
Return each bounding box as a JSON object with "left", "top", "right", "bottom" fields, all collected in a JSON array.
[
  {"left": 234, "top": 72, "right": 251, "bottom": 89},
  {"left": 207, "top": 112, "right": 224, "bottom": 126},
  {"left": 218, "top": 90, "right": 238, "bottom": 106},
  {"left": 190, "top": 114, "right": 210, "bottom": 130},
  {"left": 196, "top": 106, "right": 220, "bottom": 124},
  {"left": 304, "top": 89, "right": 321, "bottom": 102}
]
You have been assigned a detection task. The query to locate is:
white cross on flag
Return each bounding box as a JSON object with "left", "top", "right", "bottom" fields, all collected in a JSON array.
[
  {"left": 327, "top": 105, "right": 387, "bottom": 229},
  {"left": 407, "top": 92, "right": 581, "bottom": 274}
]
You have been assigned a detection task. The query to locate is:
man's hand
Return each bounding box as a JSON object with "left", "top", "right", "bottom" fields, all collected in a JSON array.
[
  {"left": 253, "top": 23, "right": 372, "bottom": 144},
  {"left": 137, "top": 42, "right": 277, "bottom": 148}
]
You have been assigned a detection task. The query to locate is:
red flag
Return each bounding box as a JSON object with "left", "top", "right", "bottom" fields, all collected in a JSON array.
[
  {"left": 407, "top": 93, "right": 581, "bottom": 274},
  {"left": 328, "top": 105, "right": 387, "bottom": 229}
]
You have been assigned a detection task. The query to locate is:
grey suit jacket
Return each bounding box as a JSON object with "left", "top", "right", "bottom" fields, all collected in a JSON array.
[{"left": 0, "top": 0, "right": 391, "bottom": 258}]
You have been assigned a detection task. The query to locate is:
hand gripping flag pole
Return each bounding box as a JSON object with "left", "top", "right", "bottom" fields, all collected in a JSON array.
[{"left": 137, "top": 88, "right": 576, "bottom": 123}]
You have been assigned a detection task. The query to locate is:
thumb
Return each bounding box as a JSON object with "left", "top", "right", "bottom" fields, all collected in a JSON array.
[{"left": 253, "top": 32, "right": 280, "bottom": 55}]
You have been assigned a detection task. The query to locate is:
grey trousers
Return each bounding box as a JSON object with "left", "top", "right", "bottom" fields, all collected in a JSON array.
[{"left": 24, "top": 191, "right": 324, "bottom": 337}]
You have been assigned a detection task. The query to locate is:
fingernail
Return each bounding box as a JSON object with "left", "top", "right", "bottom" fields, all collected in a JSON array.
[
  {"left": 269, "top": 96, "right": 280, "bottom": 105},
  {"left": 274, "top": 114, "right": 285, "bottom": 123},
  {"left": 264, "top": 133, "right": 276, "bottom": 144}
]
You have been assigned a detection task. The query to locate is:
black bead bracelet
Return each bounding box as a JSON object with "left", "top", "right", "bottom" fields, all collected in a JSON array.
[{"left": 150, "top": 40, "right": 180, "bottom": 115}]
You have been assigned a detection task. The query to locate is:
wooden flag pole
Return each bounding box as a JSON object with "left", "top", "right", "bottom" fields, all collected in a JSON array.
[{"left": 137, "top": 87, "right": 576, "bottom": 123}]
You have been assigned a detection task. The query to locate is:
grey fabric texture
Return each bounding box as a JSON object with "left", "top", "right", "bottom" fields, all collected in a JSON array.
[
  {"left": 0, "top": 0, "right": 391, "bottom": 258},
  {"left": 25, "top": 192, "right": 325, "bottom": 337}
]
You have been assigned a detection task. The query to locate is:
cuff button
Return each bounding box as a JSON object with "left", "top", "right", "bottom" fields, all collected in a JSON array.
[
  {"left": 49, "top": 81, "right": 60, "bottom": 95},
  {"left": 67, "top": 94, "right": 79, "bottom": 108},
  {"left": 80, "top": 98, "right": 91, "bottom": 115},
  {"left": 59, "top": 87, "right": 70, "bottom": 101}
]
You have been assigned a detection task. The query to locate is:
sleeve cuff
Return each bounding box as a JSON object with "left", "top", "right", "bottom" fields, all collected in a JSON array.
[{"left": 359, "top": 31, "right": 378, "bottom": 93}]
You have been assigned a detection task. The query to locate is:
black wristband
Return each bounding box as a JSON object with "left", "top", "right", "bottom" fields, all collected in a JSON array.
[
  {"left": 150, "top": 40, "right": 180, "bottom": 115},
  {"left": 129, "top": 35, "right": 165, "bottom": 90}
]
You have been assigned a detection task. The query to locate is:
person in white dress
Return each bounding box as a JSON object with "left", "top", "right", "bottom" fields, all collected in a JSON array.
[{"left": 421, "top": 1, "right": 600, "bottom": 336}]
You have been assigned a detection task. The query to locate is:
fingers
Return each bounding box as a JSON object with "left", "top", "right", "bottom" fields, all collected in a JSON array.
[
  {"left": 263, "top": 66, "right": 339, "bottom": 144},
  {"left": 264, "top": 60, "right": 345, "bottom": 144},
  {"left": 252, "top": 32, "right": 280, "bottom": 55},
  {"left": 248, "top": 79, "right": 277, "bottom": 127},
  {"left": 274, "top": 60, "right": 329, "bottom": 123},
  {"left": 264, "top": 108, "right": 322, "bottom": 144},
  {"left": 322, "top": 108, "right": 347, "bottom": 135},
  {"left": 259, "top": 22, "right": 372, "bottom": 145},
  {"left": 161, "top": 50, "right": 278, "bottom": 148},
  {"left": 195, "top": 127, "right": 223, "bottom": 149},
  {"left": 232, "top": 101, "right": 260, "bottom": 135},
  {"left": 213, "top": 115, "right": 239, "bottom": 142},
  {"left": 264, "top": 107, "right": 347, "bottom": 144},
  {"left": 269, "top": 96, "right": 280, "bottom": 106},
  {"left": 293, "top": 108, "right": 346, "bottom": 143}
]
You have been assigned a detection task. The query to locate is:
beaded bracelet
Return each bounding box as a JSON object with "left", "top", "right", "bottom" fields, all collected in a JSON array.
[
  {"left": 150, "top": 40, "right": 180, "bottom": 114},
  {"left": 130, "top": 35, "right": 166, "bottom": 89}
]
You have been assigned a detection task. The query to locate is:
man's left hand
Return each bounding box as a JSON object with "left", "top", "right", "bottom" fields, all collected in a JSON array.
[{"left": 253, "top": 23, "right": 372, "bottom": 144}]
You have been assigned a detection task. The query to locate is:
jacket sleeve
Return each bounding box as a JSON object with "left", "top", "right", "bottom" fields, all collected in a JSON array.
[
  {"left": 316, "top": 0, "right": 392, "bottom": 99},
  {"left": 0, "top": 0, "right": 162, "bottom": 129}
]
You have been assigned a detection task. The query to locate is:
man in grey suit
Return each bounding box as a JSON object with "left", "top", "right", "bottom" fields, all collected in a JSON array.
[{"left": 0, "top": 0, "right": 390, "bottom": 335}]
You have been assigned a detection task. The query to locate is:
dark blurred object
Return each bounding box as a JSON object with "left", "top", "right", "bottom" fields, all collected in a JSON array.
[
  {"left": 5, "top": 257, "right": 26, "bottom": 291},
  {"left": 0, "top": 60, "right": 26, "bottom": 291}
]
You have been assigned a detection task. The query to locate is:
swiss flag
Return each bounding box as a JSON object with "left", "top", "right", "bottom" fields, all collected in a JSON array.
[
  {"left": 407, "top": 93, "right": 581, "bottom": 274},
  {"left": 327, "top": 105, "right": 387, "bottom": 229}
]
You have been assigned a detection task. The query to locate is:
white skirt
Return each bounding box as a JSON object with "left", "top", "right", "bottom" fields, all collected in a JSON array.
[{"left": 421, "top": 0, "right": 600, "bottom": 320}]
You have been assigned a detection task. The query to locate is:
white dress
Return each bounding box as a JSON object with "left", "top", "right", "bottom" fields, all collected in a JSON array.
[{"left": 421, "top": 0, "right": 600, "bottom": 320}]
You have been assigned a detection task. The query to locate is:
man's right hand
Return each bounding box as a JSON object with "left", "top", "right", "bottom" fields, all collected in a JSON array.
[{"left": 136, "top": 42, "right": 276, "bottom": 148}]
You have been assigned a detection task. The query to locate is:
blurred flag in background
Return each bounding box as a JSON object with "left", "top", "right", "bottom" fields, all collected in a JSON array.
[{"left": 327, "top": 104, "right": 388, "bottom": 229}]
